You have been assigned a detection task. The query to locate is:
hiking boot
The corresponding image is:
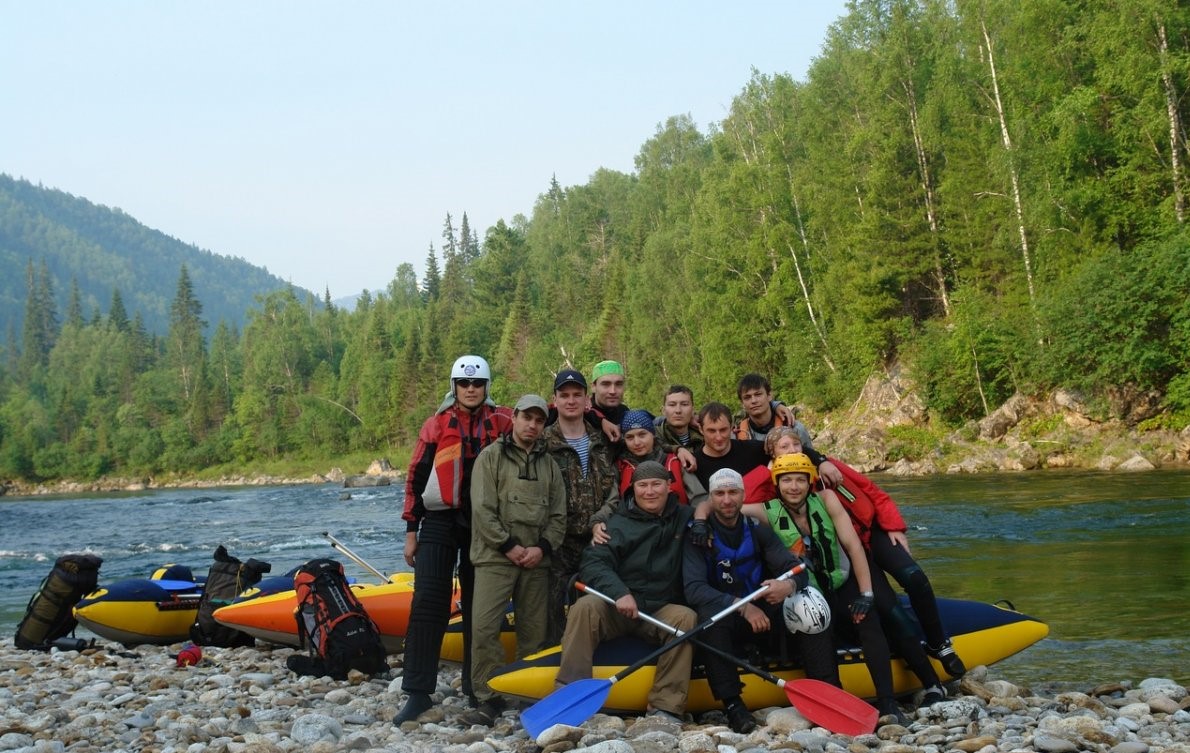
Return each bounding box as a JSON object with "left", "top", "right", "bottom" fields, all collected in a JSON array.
[
  {"left": 392, "top": 692, "right": 433, "bottom": 725},
  {"left": 725, "top": 701, "right": 757, "bottom": 734},
  {"left": 459, "top": 697, "right": 505, "bottom": 726},
  {"left": 875, "top": 697, "right": 908, "bottom": 726},
  {"left": 926, "top": 639, "right": 967, "bottom": 678},
  {"left": 920, "top": 684, "right": 947, "bottom": 707},
  {"left": 646, "top": 707, "right": 684, "bottom": 725}
]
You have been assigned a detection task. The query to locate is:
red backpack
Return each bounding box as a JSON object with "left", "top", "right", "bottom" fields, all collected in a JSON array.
[{"left": 286, "top": 558, "right": 387, "bottom": 679}]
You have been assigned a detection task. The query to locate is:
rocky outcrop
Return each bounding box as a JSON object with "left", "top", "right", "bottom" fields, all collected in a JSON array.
[{"left": 810, "top": 363, "right": 1186, "bottom": 477}]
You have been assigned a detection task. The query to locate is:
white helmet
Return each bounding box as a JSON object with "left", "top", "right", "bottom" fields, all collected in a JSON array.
[
  {"left": 451, "top": 355, "right": 491, "bottom": 385},
  {"left": 782, "top": 587, "right": 832, "bottom": 634}
]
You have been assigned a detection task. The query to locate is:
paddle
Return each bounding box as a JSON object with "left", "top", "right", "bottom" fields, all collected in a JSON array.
[
  {"left": 520, "top": 564, "right": 805, "bottom": 739},
  {"left": 576, "top": 581, "right": 878, "bottom": 736},
  {"left": 322, "top": 531, "right": 389, "bottom": 582}
]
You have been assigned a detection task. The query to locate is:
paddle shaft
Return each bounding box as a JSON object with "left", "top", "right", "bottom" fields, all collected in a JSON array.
[
  {"left": 577, "top": 581, "right": 788, "bottom": 687},
  {"left": 577, "top": 579, "right": 879, "bottom": 736},
  {"left": 322, "top": 532, "right": 388, "bottom": 582},
  {"left": 601, "top": 564, "right": 805, "bottom": 686}
]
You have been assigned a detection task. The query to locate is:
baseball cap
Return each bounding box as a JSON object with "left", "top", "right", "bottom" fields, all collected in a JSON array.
[
  {"left": 553, "top": 368, "right": 587, "bottom": 391},
  {"left": 513, "top": 394, "right": 549, "bottom": 415}
]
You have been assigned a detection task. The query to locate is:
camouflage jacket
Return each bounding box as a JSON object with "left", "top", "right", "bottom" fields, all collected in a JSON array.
[{"left": 542, "top": 422, "right": 620, "bottom": 537}]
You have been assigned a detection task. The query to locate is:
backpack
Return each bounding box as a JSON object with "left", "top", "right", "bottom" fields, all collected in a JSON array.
[
  {"left": 189, "top": 545, "right": 272, "bottom": 647},
  {"left": 285, "top": 558, "right": 388, "bottom": 680},
  {"left": 15, "top": 553, "right": 103, "bottom": 650}
]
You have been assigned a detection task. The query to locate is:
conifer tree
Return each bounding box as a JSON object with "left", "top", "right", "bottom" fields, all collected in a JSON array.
[
  {"left": 423, "top": 244, "right": 441, "bottom": 302},
  {"left": 108, "top": 289, "right": 130, "bottom": 332},
  {"left": 65, "top": 279, "right": 84, "bottom": 329},
  {"left": 165, "top": 265, "right": 208, "bottom": 414}
]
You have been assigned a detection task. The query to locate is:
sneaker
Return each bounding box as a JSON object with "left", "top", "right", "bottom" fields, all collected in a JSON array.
[
  {"left": 920, "top": 685, "right": 946, "bottom": 706},
  {"left": 646, "top": 708, "right": 684, "bottom": 725},
  {"left": 392, "top": 692, "right": 433, "bottom": 725},
  {"left": 458, "top": 698, "right": 505, "bottom": 726},
  {"left": 875, "top": 697, "right": 908, "bottom": 726},
  {"left": 926, "top": 639, "right": 967, "bottom": 678},
  {"left": 725, "top": 701, "right": 757, "bottom": 734}
]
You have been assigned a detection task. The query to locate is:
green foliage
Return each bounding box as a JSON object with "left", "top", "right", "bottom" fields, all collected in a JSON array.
[
  {"left": 884, "top": 425, "right": 942, "bottom": 462},
  {"left": 1039, "top": 236, "right": 1190, "bottom": 408}
]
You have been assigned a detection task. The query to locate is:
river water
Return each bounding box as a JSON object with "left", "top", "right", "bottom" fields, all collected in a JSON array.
[{"left": 1, "top": 471, "right": 1187, "bottom": 687}]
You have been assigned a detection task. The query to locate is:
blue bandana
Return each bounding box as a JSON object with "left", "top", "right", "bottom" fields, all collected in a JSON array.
[{"left": 619, "top": 409, "right": 656, "bottom": 435}]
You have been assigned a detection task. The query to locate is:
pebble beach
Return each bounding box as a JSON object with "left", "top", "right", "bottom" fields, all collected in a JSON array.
[{"left": 2, "top": 640, "right": 1188, "bottom": 753}]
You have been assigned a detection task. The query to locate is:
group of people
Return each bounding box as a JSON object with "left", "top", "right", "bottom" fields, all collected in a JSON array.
[{"left": 392, "top": 355, "right": 967, "bottom": 731}]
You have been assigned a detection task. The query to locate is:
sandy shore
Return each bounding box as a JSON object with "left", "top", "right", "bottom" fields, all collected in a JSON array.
[{"left": 1, "top": 639, "right": 1187, "bottom": 753}]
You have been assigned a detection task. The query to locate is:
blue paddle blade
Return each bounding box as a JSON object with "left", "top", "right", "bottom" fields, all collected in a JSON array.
[{"left": 520, "top": 678, "right": 612, "bottom": 739}]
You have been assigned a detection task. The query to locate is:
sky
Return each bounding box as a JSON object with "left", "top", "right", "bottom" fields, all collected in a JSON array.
[{"left": 2, "top": 2, "right": 848, "bottom": 299}]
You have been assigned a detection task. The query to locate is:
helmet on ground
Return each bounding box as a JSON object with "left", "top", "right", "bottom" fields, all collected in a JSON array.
[
  {"left": 450, "top": 355, "right": 491, "bottom": 385},
  {"left": 771, "top": 452, "right": 818, "bottom": 485},
  {"left": 782, "top": 586, "right": 831, "bottom": 634}
]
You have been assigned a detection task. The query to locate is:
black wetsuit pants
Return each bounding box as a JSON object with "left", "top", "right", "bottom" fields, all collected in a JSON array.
[
  {"left": 401, "top": 511, "right": 475, "bottom": 697},
  {"left": 870, "top": 526, "right": 949, "bottom": 649},
  {"left": 699, "top": 602, "right": 839, "bottom": 702},
  {"left": 830, "top": 563, "right": 939, "bottom": 699}
]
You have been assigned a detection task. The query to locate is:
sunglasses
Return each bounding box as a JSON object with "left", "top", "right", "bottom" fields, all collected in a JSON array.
[{"left": 456, "top": 379, "right": 488, "bottom": 389}]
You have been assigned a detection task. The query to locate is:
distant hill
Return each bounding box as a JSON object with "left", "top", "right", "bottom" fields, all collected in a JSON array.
[{"left": 0, "top": 174, "right": 305, "bottom": 337}]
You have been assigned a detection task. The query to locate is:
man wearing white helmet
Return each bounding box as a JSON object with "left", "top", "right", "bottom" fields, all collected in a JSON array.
[
  {"left": 682, "top": 467, "right": 837, "bottom": 733},
  {"left": 394, "top": 355, "right": 513, "bottom": 725}
]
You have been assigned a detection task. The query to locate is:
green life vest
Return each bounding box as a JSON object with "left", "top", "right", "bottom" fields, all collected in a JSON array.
[{"left": 762, "top": 493, "right": 850, "bottom": 591}]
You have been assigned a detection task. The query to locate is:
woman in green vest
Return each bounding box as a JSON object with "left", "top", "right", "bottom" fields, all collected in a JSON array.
[{"left": 741, "top": 453, "right": 914, "bottom": 724}]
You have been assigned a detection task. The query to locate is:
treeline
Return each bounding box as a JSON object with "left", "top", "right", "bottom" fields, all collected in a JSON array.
[{"left": 3, "top": 0, "right": 1190, "bottom": 482}]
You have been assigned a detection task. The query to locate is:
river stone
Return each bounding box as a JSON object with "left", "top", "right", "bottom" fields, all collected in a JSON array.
[
  {"left": 678, "top": 732, "right": 717, "bottom": 752},
  {"left": 950, "top": 736, "right": 998, "bottom": 752},
  {"left": 1138, "top": 679, "right": 1187, "bottom": 700},
  {"left": 764, "top": 706, "right": 813, "bottom": 733},
  {"left": 1055, "top": 691, "right": 1108, "bottom": 713},
  {"left": 1119, "top": 703, "right": 1153, "bottom": 719},
  {"left": 323, "top": 688, "right": 353, "bottom": 705},
  {"left": 241, "top": 673, "right": 275, "bottom": 688},
  {"left": 1115, "top": 455, "right": 1156, "bottom": 471},
  {"left": 1034, "top": 734, "right": 1080, "bottom": 752},
  {"left": 124, "top": 710, "right": 157, "bottom": 729},
  {"left": 289, "top": 713, "right": 342, "bottom": 744},
  {"left": 580, "top": 741, "right": 635, "bottom": 753},
  {"left": 1116, "top": 716, "right": 1141, "bottom": 732},
  {"left": 1110, "top": 743, "right": 1150, "bottom": 753},
  {"left": 535, "top": 724, "right": 585, "bottom": 747},
  {"left": 1037, "top": 714, "right": 1105, "bottom": 740},
  {"left": 0, "top": 733, "right": 34, "bottom": 750},
  {"left": 921, "top": 698, "right": 982, "bottom": 722},
  {"left": 790, "top": 729, "right": 832, "bottom": 748},
  {"left": 1146, "top": 695, "right": 1181, "bottom": 714}
]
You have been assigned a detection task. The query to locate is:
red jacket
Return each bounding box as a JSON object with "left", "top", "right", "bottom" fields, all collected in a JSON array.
[
  {"left": 402, "top": 403, "right": 513, "bottom": 531},
  {"left": 826, "top": 457, "right": 907, "bottom": 548},
  {"left": 616, "top": 453, "right": 689, "bottom": 505}
]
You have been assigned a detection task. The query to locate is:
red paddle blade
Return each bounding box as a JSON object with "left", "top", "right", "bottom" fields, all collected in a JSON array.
[
  {"left": 520, "top": 678, "right": 611, "bottom": 739},
  {"left": 784, "top": 678, "right": 879, "bottom": 736}
]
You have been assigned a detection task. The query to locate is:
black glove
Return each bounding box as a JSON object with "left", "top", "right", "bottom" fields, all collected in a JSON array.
[
  {"left": 793, "top": 567, "right": 810, "bottom": 592},
  {"left": 688, "top": 520, "right": 711, "bottom": 548},
  {"left": 850, "top": 592, "right": 874, "bottom": 622}
]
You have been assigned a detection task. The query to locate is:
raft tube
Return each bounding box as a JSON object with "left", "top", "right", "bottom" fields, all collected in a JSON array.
[
  {"left": 74, "top": 577, "right": 203, "bottom": 645},
  {"left": 487, "top": 597, "right": 1049, "bottom": 713},
  {"left": 214, "top": 572, "right": 518, "bottom": 661}
]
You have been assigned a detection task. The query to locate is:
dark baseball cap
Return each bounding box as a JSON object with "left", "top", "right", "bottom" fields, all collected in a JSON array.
[{"left": 553, "top": 368, "right": 587, "bottom": 391}]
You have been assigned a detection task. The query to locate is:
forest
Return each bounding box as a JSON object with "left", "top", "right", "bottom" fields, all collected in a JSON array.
[
  {"left": 2, "top": 0, "right": 1189, "bottom": 482},
  {"left": 0, "top": 173, "right": 294, "bottom": 338}
]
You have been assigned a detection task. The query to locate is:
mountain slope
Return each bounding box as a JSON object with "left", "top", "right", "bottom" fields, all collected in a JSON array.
[{"left": 0, "top": 174, "right": 303, "bottom": 336}]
